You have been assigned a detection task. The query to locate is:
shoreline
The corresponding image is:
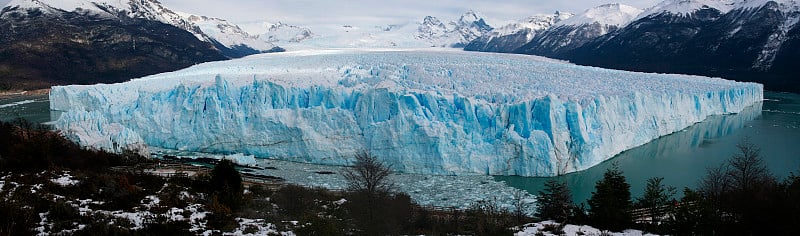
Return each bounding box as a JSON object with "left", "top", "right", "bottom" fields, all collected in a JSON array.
[{"left": 0, "top": 88, "right": 50, "bottom": 100}]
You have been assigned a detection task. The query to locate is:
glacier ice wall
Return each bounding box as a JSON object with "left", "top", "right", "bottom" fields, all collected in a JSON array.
[{"left": 50, "top": 49, "right": 763, "bottom": 176}]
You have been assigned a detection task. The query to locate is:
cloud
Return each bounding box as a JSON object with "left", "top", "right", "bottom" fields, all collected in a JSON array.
[{"left": 159, "top": 0, "right": 662, "bottom": 26}]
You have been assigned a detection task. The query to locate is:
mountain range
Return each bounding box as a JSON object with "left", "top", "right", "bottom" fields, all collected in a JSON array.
[
  {"left": 1, "top": 0, "right": 797, "bottom": 92},
  {"left": 466, "top": 0, "right": 799, "bottom": 92},
  {"left": 0, "top": 0, "right": 284, "bottom": 90}
]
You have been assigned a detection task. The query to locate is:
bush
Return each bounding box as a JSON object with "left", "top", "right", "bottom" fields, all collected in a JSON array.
[
  {"left": 344, "top": 191, "right": 414, "bottom": 235},
  {"left": 0, "top": 198, "right": 37, "bottom": 236}
]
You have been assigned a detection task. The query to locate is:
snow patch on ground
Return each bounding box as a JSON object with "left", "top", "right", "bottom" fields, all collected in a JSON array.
[
  {"left": 515, "top": 220, "right": 657, "bottom": 236},
  {"left": 50, "top": 172, "right": 79, "bottom": 186},
  {"left": 142, "top": 195, "right": 160, "bottom": 209},
  {"left": 228, "top": 218, "right": 293, "bottom": 236}
]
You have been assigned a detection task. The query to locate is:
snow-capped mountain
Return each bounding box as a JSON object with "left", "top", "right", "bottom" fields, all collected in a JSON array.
[
  {"left": 564, "top": 0, "right": 800, "bottom": 92},
  {"left": 515, "top": 3, "right": 642, "bottom": 57},
  {"left": 635, "top": 0, "right": 738, "bottom": 20},
  {"left": 179, "top": 13, "right": 283, "bottom": 57},
  {"left": 0, "top": 0, "right": 285, "bottom": 89},
  {"left": 416, "top": 11, "right": 493, "bottom": 47},
  {"left": 2, "top": 0, "right": 281, "bottom": 57},
  {"left": 464, "top": 12, "right": 573, "bottom": 53},
  {"left": 459, "top": 0, "right": 798, "bottom": 92},
  {"left": 267, "top": 11, "right": 494, "bottom": 50},
  {"left": 238, "top": 21, "right": 314, "bottom": 44}
]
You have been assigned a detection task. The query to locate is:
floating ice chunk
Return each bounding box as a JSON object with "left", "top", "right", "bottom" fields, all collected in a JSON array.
[{"left": 223, "top": 153, "right": 258, "bottom": 167}]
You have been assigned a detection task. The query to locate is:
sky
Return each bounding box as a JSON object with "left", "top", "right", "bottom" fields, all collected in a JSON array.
[{"left": 159, "top": 0, "right": 662, "bottom": 26}]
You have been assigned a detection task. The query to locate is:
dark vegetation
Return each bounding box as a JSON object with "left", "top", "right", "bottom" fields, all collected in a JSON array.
[
  {"left": 0, "top": 120, "right": 530, "bottom": 235},
  {"left": 536, "top": 140, "right": 800, "bottom": 235}
]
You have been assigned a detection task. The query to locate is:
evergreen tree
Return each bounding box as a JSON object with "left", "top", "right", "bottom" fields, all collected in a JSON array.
[
  {"left": 635, "top": 177, "right": 676, "bottom": 233},
  {"left": 636, "top": 177, "right": 676, "bottom": 220},
  {"left": 588, "top": 163, "right": 632, "bottom": 231},
  {"left": 536, "top": 179, "right": 575, "bottom": 223},
  {"left": 209, "top": 159, "right": 243, "bottom": 211}
]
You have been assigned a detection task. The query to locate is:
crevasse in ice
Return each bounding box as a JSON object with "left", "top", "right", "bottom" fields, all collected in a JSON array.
[{"left": 49, "top": 49, "right": 763, "bottom": 176}]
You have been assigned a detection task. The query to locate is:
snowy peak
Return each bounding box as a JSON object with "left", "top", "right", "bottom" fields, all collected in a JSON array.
[
  {"left": 638, "top": 0, "right": 799, "bottom": 19},
  {"left": 4, "top": 0, "right": 118, "bottom": 12},
  {"left": 178, "top": 13, "right": 277, "bottom": 51},
  {"left": 453, "top": 10, "right": 492, "bottom": 31},
  {"left": 491, "top": 12, "right": 574, "bottom": 39},
  {"left": 558, "top": 3, "right": 642, "bottom": 27},
  {"left": 463, "top": 11, "right": 574, "bottom": 53},
  {"left": 3, "top": 0, "right": 194, "bottom": 35},
  {"left": 419, "top": 15, "right": 447, "bottom": 34},
  {"left": 4, "top": 0, "right": 179, "bottom": 22},
  {"left": 416, "top": 11, "right": 493, "bottom": 47},
  {"left": 459, "top": 10, "right": 479, "bottom": 22},
  {"left": 736, "top": 0, "right": 799, "bottom": 12},
  {"left": 637, "top": 0, "right": 738, "bottom": 19},
  {"left": 263, "top": 22, "right": 313, "bottom": 43},
  {"left": 238, "top": 21, "right": 313, "bottom": 44},
  {"left": 2, "top": 0, "right": 279, "bottom": 56}
]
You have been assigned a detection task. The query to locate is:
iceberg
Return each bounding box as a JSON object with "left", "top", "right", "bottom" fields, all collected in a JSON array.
[{"left": 49, "top": 49, "right": 763, "bottom": 176}]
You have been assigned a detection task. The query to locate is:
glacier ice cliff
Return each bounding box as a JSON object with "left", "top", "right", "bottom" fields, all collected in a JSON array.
[{"left": 49, "top": 49, "right": 763, "bottom": 176}]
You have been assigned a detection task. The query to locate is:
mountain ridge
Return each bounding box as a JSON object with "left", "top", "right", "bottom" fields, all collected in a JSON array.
[{"left": 463, "top": 0, "right": 799, "bottom": 92}]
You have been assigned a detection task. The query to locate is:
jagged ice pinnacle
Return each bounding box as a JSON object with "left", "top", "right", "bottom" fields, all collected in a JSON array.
[{"left": 49, "top": 49, "right": 762, "bottom": 176}]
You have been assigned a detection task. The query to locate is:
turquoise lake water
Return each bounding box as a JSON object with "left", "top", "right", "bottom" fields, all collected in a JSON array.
[
  {"left": 2, "top": 91, "right": 798, "bottom": 204},
  {"left": 497, "top": 92, "right": 800, "bottom": 203}
]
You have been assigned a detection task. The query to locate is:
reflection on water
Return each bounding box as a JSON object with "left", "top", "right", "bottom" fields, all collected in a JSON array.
[{"left": 497, "top": 92, "right": 800, "bottom": 203}]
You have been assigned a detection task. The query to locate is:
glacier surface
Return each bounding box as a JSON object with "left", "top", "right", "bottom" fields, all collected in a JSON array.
[{"left": 49, "top": 49, "right": 763, "bottom": 176}]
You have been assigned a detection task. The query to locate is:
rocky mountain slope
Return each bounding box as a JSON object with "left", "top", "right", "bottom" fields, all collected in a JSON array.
[
  {"left": 463, "top": 0, "right": 799, "bottom": 92},
  {"left": 565, "top": 0, "right": 800, "bottom": 91},
  {"left": 464, "top": 11, "right": 573, "bottom": 53},
  {"left": 515, "top": 3, "right": 642, "bottom": 58},
  {"left": 0, "top": 0, "right": 281, "bottom": 90}
]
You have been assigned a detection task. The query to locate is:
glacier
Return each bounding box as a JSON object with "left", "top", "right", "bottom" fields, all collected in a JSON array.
[{"left": 49, "top": 49, "right": 763, "bottom": 176}]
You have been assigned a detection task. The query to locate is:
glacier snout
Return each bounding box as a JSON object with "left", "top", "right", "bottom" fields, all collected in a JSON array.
[{"left": 49, "top": 49, "right": 763, "bottom": 176}]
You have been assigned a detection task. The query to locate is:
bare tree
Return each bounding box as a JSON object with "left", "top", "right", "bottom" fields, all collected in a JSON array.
[
  {"left": 727, "top": 141, "right": 773, "bottom": 193},
  {"left": 342, "top": 151, "right": 394, "bottom": 195}
]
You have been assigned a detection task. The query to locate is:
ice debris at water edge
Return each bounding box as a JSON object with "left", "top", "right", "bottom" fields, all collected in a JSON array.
[{"left": 50, "top": 48, "right": 762, "bottom": 176}]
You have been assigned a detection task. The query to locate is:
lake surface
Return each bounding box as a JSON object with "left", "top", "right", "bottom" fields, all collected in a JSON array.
[
  {"left": 0, "top": 94, "right": 52, "bottom": 124},
  {"left": 2, "top": 91, "right": 798, "bottom": 205}
]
